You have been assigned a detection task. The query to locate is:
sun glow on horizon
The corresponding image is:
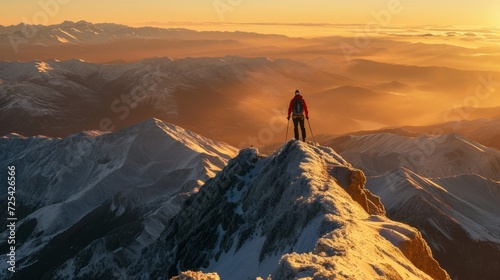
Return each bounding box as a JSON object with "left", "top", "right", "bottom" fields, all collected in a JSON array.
[{"left": 1, "top": 0, "right": 499, "bottom": 29}]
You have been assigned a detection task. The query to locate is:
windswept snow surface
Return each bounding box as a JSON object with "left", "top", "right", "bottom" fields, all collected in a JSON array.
[
  {"left": 0, "top": 118, "right": 238, "bottom": 279},
  {"left": 134, "top": 141, "right": 448, "bottom": 280}
]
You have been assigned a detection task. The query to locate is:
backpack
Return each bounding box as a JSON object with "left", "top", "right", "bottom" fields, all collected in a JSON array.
[{"left": 293, "top": 98, "right": 304, "bottom": 116}]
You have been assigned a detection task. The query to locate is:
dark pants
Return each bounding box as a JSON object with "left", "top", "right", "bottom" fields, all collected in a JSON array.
[{"left": 293, "top": 116, "right": 306, "bottom": 141}]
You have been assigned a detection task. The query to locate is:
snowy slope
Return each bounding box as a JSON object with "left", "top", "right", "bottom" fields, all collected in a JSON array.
[
  {"left": 367, "top": 168, "right": 500, "bottom": 279},
  {"left": 368, "top": 168, "right": 500, "bottom": 242},
  {"left": 0, "top": 118, "right": 238, "bottom": 280},
  {"left": 325, "top": 132, "right": 500, "bottom": 280},
  {"left": 132, "top": 141, "right": 449, "bottom": 280},
  {"left": 333, "top": 132, "right": 500, "bottom": 180},
  {"left": 400, "top": 118, "right": 500, "bottom": 151}
]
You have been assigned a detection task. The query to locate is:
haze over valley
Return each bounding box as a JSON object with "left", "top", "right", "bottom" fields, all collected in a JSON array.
[{"left": 1, "top": 21, "right": 499, "bottom": 149}]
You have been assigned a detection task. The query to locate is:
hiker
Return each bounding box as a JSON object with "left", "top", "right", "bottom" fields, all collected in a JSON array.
[{"left": 287, "top": 89, "right": 309, "bottom": 141}]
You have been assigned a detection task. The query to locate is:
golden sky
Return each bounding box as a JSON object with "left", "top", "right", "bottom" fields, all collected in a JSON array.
[{"left": 1, "top": 0, "right": 499, "bottom": 27}]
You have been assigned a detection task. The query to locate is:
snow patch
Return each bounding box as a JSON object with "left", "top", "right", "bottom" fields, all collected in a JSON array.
[
  {"left": 36, "top": 61, "right": 52, "bottom": 73},
  {"left": 293, "top": 216, "right": 322, "bottom": 253},
  {"left": 55, "top": 35, "right": 69, "bottom": 43},
  {"left": 205, "top": 235, "right": 280, "bottom": 279},
  {"left": 58, "top": 28, "right": 78, "bottom": 40}
]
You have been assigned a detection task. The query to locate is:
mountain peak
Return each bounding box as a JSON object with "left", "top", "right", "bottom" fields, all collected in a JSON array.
[
  {"left": 113, "top": 118, "right": 239, "bottom": 162},
  {"left": 2, "top": 132, "right": 25, "bottom": 139},
  {"left": 269, "top": 140, "right": 386, "bottom": 216},
  {"left": 141, "top": 56, "right": 173, "bottom": 65},
  {"left": 134, "top": 140, "right": 448, "bottom": 279},
  {"left": 59, "top": 20, "right": 93, "bottom": 26},
  {"left": 60, "top": 20, "right": 76, "bottom": 26},
  {"left": 0, "top": 119, "right": 239, "bottom": 280}
]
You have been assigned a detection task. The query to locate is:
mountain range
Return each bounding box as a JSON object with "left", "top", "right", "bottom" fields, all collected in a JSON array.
[
  {"left": 0, "top": 21, "right": 201, "bottom": 47},
  {"left": 0, "top": 56, "right": 342, "bottom": 146},
  {"left": 0, "top": 120, "right": 449, "bottom": 279},
  {"left": 1, "top": 117, "right": 498, "bottom": 279},
  {"left": 1, "top": 56, "right": 499, "bottom": 149},
  {"left": 0, "top": 21, "right": 290, "bottom": 63},
  {"left": 326, "top": 132, "right": 500, "bottom": 279},
  {"left": 0, "top": 119, "right": 237, "bottom": 279},
  {"left": 2, "top": 21, "right": 500, "bottom": 144}
]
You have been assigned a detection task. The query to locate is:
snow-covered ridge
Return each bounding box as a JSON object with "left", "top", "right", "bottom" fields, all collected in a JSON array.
[
  {"left": 335, "top": 132, "right": 500, "bottom": 180},
  {"left": 0, "top": 56, "right": 278, "bottom": 83},
  {"left": 0, "top": 118, "right": 238, "bottom": 279},
  {"left": 0, "top": 20, "right": 200, "bottom": 46},
  {"left": 134, "top": 141, "right": 448, "bottom": 279},
  {"left": 0, "top": 20, "right": 285, "bottom": 48}
]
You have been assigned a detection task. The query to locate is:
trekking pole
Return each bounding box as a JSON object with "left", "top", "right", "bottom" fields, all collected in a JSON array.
[
  {"left": 285, "top": 118, "right": 290, "bottom": 143},
  {"left": 306, "top": 118, "right": 316, "bottom": 146}
]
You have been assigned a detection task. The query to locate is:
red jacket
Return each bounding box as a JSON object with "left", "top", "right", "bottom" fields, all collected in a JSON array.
[{"left": 288, "top": 95, "right": 309, "bottom": 118}]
